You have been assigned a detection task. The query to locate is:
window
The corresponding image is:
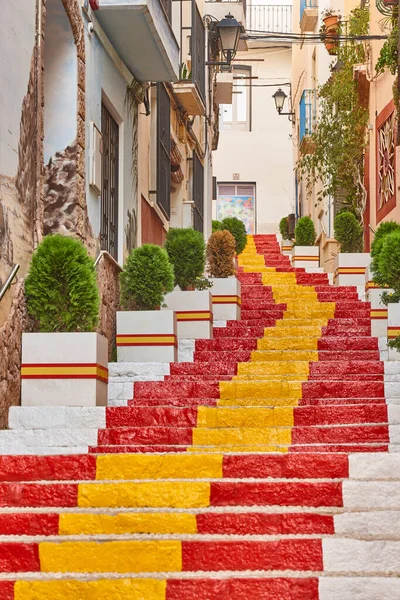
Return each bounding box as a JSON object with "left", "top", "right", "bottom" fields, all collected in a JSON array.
[
  {"left": 221, "top": 66, "right": 251, "bottom": 131},
  {"left": 100, "top": 102, "right": 119, "bottom": 259}
]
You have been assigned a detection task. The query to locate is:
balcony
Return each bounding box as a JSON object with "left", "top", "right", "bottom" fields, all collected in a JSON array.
[
  {"left": 95, "top": 0, "right": 179, "bottom": 82},
  {"left": 247, "top": 5, "right": 292, "bottom": 33},
  {"left": 299, "top": 89, "right": 316, "bottom": 154},
  {"left": 205, "top": 0, "right": 247, "bottom": 31},
  {"left": 300, "top": 0, "right": 318, "bottom": 32}
]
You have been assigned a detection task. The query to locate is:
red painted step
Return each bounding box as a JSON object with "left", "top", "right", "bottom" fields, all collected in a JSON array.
[
  {"left": 0, "top": 455, "right": 96, "bottom": 483},
  {"left": 166, "top": 577, "right": 320, "bottom": 600},
  {"left": 302, "top": 380, "right": 384, "bottom": 399},
  {"left": 97, "top": 426, "right": 193, "bottom": 446},
  {"left": 133, "top": 381, "right": 220, "bottom": 399},
  {"left": 293, "top": 404, "right": 387, "bottom": 426},
  {"left": 129, "top": 397, "right": 218, "bottom": 408},
  {"left": 290, "top": 443, "right": 388, "bottom": 453},
  {"left": 195, "top": 339, "right": 258, "bottom": 351},
  {"left": 317, "top": 350, "right": 380, "bottom": 362},
  {"left": 213, "top": 326, "right": 265, "bottom": 338},
  {"left": 292, "top": 424, "right": 389, "bottom": 444},
  {"left": 318, "top": 337, "right": 378, "bottom": 350},
  {"left": 222, "top": 453, "right": 349, "bottom": 478}
]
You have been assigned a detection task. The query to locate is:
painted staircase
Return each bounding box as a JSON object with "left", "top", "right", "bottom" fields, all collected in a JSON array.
[{"left": 0, "top": 234, "right": 399, "bottom": 599}]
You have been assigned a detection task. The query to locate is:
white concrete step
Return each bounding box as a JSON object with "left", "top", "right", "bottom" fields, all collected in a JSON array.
[
  {"left": 319, "top": 577, "right": 400, "bottom": 600},
  {"left": 9, "top": 406, "right": 106, "bottom": 430}
]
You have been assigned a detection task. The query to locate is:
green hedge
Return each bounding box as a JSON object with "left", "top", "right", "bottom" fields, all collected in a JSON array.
[
  {"left": 334, "top": 211, "right": 363, "bottom": 253},
  {"left": 212, "top": 220, "right": 222, "bottom": 233},
  {"left": 371, "top": 221, "right": 400, "bottom": 286},
  {"left": 165, "top": 228, "right": 205, "bottom": 290},
  {"left": 294, "top": 216, "right": 316, "bottom": 246},
  {"left": 378, "top": 230, "right": 400, "bottom": 349},
  {"left": 120, "top": 244, "right": 174, "bottom": 311},
  {"left": 221, "top": 217, "right": 247, "bottom": 255},
  {"left": 25, "top": 234, "right": 99, "bottom": 332},
  {"left": 279, "top": 217, "right": 289, "bottom": 240}
]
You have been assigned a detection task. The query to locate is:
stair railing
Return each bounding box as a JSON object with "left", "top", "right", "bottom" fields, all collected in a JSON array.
[{"left": 0, "top": 264, "right": 20, "bottom": 303}]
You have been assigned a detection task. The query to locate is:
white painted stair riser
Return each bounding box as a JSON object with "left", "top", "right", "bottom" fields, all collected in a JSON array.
[
  {"left": 210, "top": 277, "right": 241, "bottom": 321},
  {"left": 163, "top": 290, "right": 213, "bottom": 339}
]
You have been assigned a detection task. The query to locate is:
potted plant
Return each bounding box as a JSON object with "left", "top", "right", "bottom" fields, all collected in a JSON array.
[
  {"left": 367, "top": 222, "right": 400, "bottom": 338},
  {"left": 207, "top": 229, "right": 241, "bottom": 321},
  {"left": 279, "top": 216, "right": 293, "bottom": 255},
  {"left": 375, "top": 230, "right": 400, "bottom": 359},
  {"left": 220, "top": 217, "right": 247, "bottom": 255},
  {"left": 292, "top": 216, "right": 319, "bottom": 269},
  {"left": 320, "top": 9, "right": 340, "bottom": 55},
  {"left": 164, "top": 228, "right": 213, "bottom": 339},
  {"left": 22, "top": 234, "right": 107, "bottom": 407},
  {"left": 333, "top": 211, "right": 370, "bottom": 286},
  {"left": 212, "top": 220, "right": 223, "bottom": 233},
  {"left": 116, "top": 244, "right": 175, "bottom": 362}
]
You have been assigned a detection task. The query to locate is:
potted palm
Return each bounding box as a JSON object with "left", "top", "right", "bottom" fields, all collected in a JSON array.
[
  {"left": 163, "top": 227, "right": 213, "bottom": 339},
  {"left": 333, "top": 212, "right": 370, "bottom": 286},
  {"left": 292, "top": 216, "right": 319, "bottom": 269},
  {"left": 207, "top": 229, "right": 241, "bottom": 321},
  {"left": 116, "top": 244, "right": 175, "bottom": 362},
  {"left": 22, "top": 234, "right": 107, "bottom": 407}
]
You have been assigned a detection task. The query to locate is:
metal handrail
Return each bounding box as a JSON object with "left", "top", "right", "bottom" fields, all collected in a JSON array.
[
  {"left": 0, "top": 264, "right": 20, "bottom": 303},
  {"left": 369, "top": 224, "right": 376, "bottom": 236}
]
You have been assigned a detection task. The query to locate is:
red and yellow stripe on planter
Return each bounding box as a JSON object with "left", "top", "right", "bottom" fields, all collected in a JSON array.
[{"left": 190, "top": 237, "right": 335, "bottom": 453}]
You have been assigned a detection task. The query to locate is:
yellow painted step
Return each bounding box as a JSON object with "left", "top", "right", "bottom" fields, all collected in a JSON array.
[
  {"left": 188, "top": 444, "right": 287, "bottom": 453},
  {"left": 237, "top": 361, "right": 309, "bottom": 375},
  {"left": 262, "top": 326, "right": 322, "bottom": 337},
  {"left": 78, "top": 482, "right": 211, "bottom": 508},
  {"left": 60, "top": 512, "right": 197, "bottom": 535},
  {"left": 251, "top": 350, "right": 319, "bottom": 362},
  {"left": 192, "top": 427, "right": 291, "bottom": 447},
  {"left": 243, "top": 267, "right": 276, "bottom": 273},
  {"left": 15, "top": 579, "right": 167, "bottom": 600},
  {"left": 197, "top": 406, "right": 294, "bottom": 427},
  {"left": 234, "top": 374, "right": 306, "bottom": 381},
  {"left": 257, "top": 337, "right": 319, "bottom": 350},
  {"left": 39, "top": 540, "right": 182, "bottom": 573},
  {"left": 220, "top": 380, "right": 302, "bottom": 399},
  {"left": 275, "top": 319, "right": 329, "bottom": 327},
  {"left": 96, "top": 454, "right": 223, "bottom": 481}
]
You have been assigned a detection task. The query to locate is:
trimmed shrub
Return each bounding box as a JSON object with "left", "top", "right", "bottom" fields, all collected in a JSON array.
[
  {"left": 25, "top": 234, "right": 99, "bottom": 332},
  {"left": 378, "top": 230, "right": 400, "bottom": 349},
  {"left": 212, "top": 220, "right": 222, "bottom": 233},
  {"left": 120, "top": 244, "right": 174, "bottom": 311},
  {"left": 294, "top": 216, "right": 316, "bottom": 246},
  {"left": 334, "top": 211, "right": 363, "bottom": 253},
  {"left": 371, "top": 221, "right": 400, "bottom": 286},
  {"left": 165, "top": 228, "right": 206, "bottom": 290},
  {"left": 221, "top": 217, "right": 247, "bottom": 255},
  {"left": 207, "top": 230, "right": 236, "bottom": 278},
  {"left": 279, "top": 217, "right": 290, "bottom": 240}
]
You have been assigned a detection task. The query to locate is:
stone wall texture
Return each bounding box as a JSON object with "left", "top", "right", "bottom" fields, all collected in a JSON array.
[
  {"left": 0, "top": 281, "right": 32, "bottom": 429},
  {"left": 96, "top": 254, "right": 121, "bottom": 360}
]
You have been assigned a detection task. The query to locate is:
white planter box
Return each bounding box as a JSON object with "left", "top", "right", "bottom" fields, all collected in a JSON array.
[
  {"left": 365, "top": 268, "right": 393, "bottom": 338},
  {"left": 116, "top": 310, "right": 177, "bottom": 363},
  {"left": 210, "top": 277, "right": 241, "bottom": 321},
  {"left": 334, "top": 253, "right": 371, "bottom": 286},
  {"left": 21, "top": 332, "right": 108, "bottom": 407},
  {"left": 291, "top": 246, "right": 319, "bottom": 269},
  {"left": 388, "top": 304, "right": 400, "bottom": 361},
  {"left": 163, "top": 290, "right": 213, "bottom": 339},
  {"left": 281, "top": 239, "right": 293, "bottom": 256}
]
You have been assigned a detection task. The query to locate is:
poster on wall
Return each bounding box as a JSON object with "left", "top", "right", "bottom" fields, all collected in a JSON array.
[{"left": 216, "top": 195, "right": 255, "bottom": 234}]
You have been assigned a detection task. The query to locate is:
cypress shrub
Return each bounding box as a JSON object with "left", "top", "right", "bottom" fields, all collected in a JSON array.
[
  {"left": 371, "top": 221, "right": 400, "bottom": 286},
  {"left": 378, "top": 230, "right": 400, "bottom": 349},
  {"left": 25, "top": 234, "right": 99, "bottom": 332},
  {"left": 279, "top": 217, "right": 290, "bottom": 240},
  {"left": 207, "top": 230, "right": 236, "bottom": 278},
  {"left": 165, "top": 228, "right": 206, "bottom": 290},
  {"left": 212, "top": 220, "right": 222, "bottom": 233},
  {"left": 334, "top": 212, "right": 363, "bottom": 253},
  {"left": 294, "top": 216, "right": 317, "bottom": 246},
  {"left": 221, "top": 217, "right": 247, "bottom": 255},
  {"left": 120, "top": 244, "right": 174, "bottom": 311}
]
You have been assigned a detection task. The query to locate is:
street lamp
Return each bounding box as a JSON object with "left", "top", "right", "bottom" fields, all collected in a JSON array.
[
  {"left": 205, "top": 13, "right": 244, "bottom": 67},
  {"left": 272, "top": 87, "right": 295, "bottom": 121}
]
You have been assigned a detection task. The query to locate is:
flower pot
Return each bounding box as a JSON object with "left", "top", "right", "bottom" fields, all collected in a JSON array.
[
  {"left": 291, "top": 246, "right": 320, "bottom": 270},
  {"left": 366, "top": 267, "right": 392, "bottom": 337},
  {"left": 281, "top": 239, "right": 293, "bottom": 256},
  {"left": 388, "top": 303, "right": 400, "bottom": 361},
  {"left": 116, "top": 310, "right": 177, "bottom": 363},
  {"left": 323, "top": 14, "right": 339, "bottom": 29},
  {"left": 21, "top": 332, "right": 108, "bottom": 407},
  {"left": 333, "top": 253, "right": 371, "bottom": 287},
  {"left": 210, "top": 277, "right": 241, "bottom": 321},
  {"left": 163, "top": 290, "right": 213, "bottom": 339},
  {"left": 324, "top": 38, "right": 338, "bottom": 54}
]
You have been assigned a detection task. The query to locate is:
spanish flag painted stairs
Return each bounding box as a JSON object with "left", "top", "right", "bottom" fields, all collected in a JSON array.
[{"left": 0, "top": 234, "right": 395, "bottom": 600}]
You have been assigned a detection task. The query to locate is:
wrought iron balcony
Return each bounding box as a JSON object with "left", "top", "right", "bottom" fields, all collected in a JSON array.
[{"left": 300, "top": 0, "right": 318, "bottom": 32}]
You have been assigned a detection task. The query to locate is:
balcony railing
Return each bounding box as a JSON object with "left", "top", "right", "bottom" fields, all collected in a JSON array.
[
  {"left": 300, "top": 0, "right": 318, "bottom": 24},
  {"left": 206, "top": 0, "right": 247, "bottom": 18},
  {"left": 299, "top": 89, "right": 316, "bottom": 143},
  {"left": 247, "top": 5, "right": 292, "bottom": 33}
]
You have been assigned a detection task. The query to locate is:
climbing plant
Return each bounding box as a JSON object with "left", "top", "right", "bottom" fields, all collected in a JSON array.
[{"left": 297, "top": 5, "right": 370, "bottom": 221}]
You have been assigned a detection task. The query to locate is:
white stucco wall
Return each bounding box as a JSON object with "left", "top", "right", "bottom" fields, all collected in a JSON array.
[
  {"left": 84, "top": 19, "right": 138, "bottom": 262},
  {"left": 0, "top": 0, "right": 36, "bottom": 177},
  {"left": 213, "top": 45, "right": 293, "bottom": 233}
]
